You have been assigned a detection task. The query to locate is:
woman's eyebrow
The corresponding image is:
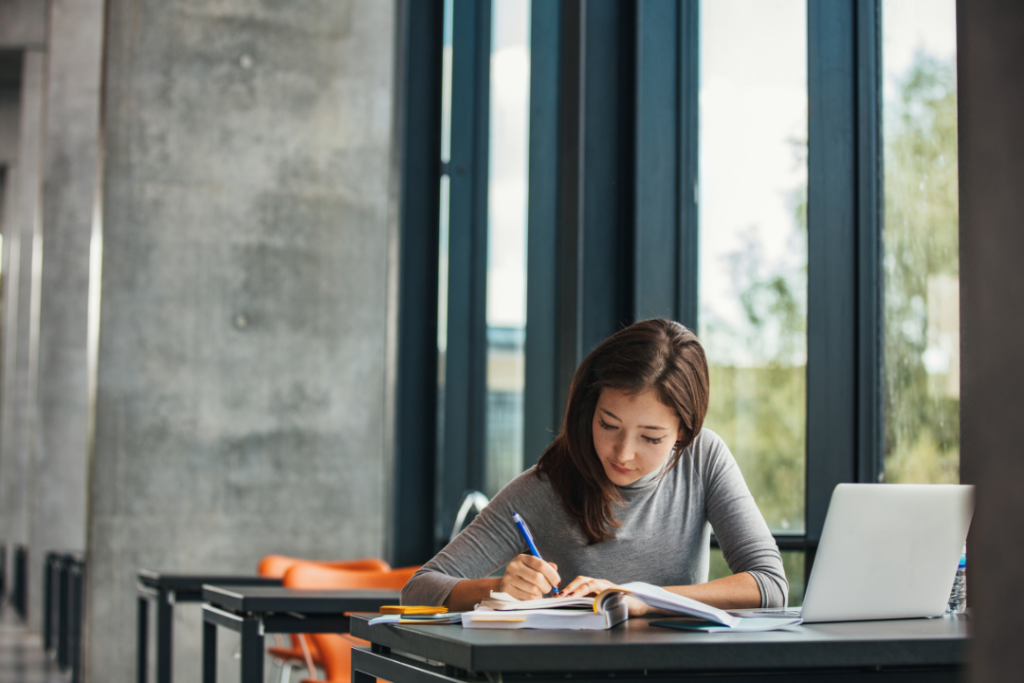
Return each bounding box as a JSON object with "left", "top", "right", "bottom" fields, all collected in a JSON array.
[{"left": 600, "top": 408, "right": 667, "bottom": 431}]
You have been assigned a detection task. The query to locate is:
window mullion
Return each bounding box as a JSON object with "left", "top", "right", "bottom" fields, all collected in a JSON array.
[
  {"left": 806, "top": 0, "right": 859, "bottom": 545},
  {"left": 439, "top": 0, "right": 492, "bottom": 550}
]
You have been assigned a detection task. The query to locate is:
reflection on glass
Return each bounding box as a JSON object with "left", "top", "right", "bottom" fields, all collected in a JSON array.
[
  {"left": 882, "top": 0, "right": 959, "bottom": 484},
  {"left": 484, "top": 0, "right": 531, "bottom": 498},
  {"left": 436, "top": 0, "right": 455, "bottom": 460},
  {"left": 698, "top": 0, "right": 807, "bottom": 533},
  {"left": 709, "top": 548, "right": 805, "bottom": 606}
]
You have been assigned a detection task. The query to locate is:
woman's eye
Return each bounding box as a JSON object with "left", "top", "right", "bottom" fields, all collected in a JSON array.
[
  {"left": 643, "top": 436, "right": 664, "bottom": 445},
  {"left": 599, "top": 418, "right": 617, "bottom": 430}
]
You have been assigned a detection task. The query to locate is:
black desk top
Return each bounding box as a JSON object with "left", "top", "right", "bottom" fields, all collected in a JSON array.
[
  {"left": 351, "top": 613, "right": 969, "bottom": 673},
  {"left": 203, "top": 585, "right": 400, "bottom": 614},
  {"left": 137, "top": 570, "right": 281, "bottom": 592}
]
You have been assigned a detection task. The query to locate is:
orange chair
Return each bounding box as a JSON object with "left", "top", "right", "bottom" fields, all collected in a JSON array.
[
  {"left": 259, "top": 556, "right": 392, "bottom": 681},
  {"left": 259, "top": 555, "right": 391, "bottom": 579},
  {"left": 281, "top": 563, "right": 421, "bottom": 683}
]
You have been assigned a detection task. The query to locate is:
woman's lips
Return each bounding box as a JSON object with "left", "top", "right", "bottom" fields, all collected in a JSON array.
[{"left": 610, "top": 462, "right": 632, "bottom": 474}]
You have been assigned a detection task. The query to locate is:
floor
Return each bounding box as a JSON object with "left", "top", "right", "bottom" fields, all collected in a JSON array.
[{"left": 0, "top": 610, "right": 66, "bottom": 683}]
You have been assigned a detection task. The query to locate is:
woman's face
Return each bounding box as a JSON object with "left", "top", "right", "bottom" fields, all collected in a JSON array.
[{"left": 592, "top": 387, "right": 683, "bottom": 486}]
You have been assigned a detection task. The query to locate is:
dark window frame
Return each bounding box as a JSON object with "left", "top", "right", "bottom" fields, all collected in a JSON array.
[{"left": 393, "top": 0, "right": 887, "bottom": 573}]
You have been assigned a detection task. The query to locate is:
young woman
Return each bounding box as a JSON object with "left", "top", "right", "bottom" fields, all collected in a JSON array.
[{"left": 401, "top": 318, "right": 788, "bottom": 614}]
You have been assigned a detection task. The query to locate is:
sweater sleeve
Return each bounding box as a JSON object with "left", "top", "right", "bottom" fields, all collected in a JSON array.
[
  {"left": 699, "top": 431, "right": 789, "bottom": 608},
  {"left": 400, "top": 470, "right": 537, "bottom": 606}
]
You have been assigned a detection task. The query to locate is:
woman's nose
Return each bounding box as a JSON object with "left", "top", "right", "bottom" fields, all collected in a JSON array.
[{"left": 613, "top": 436, "right": 634, "bottom": 461}]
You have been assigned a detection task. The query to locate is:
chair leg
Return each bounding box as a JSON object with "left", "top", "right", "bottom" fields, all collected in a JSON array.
[
  {"left": 298, "top": 635, "right": 316, "bottom": 680},
  {"left": 279, "top": 661, "right": 293, "bottom": 683}
]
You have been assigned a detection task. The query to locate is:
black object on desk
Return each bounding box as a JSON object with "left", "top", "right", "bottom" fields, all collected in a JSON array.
[
  {"left": 136, "top": 571, "right": 281, "bottom": 683},
  {"left": 201, "top": 585, "right": 399, "bottom": 683},
  {"left": 350, "top": 613, "right": 968, "bottom": 683}
]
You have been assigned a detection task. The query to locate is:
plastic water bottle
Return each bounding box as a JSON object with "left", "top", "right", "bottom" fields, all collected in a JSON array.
[{"left": 946, "top": 545, "right": 966, "bottom": 614}]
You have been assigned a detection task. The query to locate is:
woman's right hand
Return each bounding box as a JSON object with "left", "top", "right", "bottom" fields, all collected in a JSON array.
[{"left": 497, "top": 554, "right": 561, "bottom": 600}]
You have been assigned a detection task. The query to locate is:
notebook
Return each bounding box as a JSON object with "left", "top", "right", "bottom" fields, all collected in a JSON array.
[{"left": 462, "top": 582, "right": 799, "bottom": 631}]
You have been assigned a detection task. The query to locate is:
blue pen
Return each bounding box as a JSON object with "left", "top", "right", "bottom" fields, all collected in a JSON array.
[{"left": 512, "top": 512, "right": 559, "bottom": 594}]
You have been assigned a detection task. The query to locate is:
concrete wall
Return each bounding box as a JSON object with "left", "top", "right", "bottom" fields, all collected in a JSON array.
[
  {"left": 957, "top": 2, "right": 1024, "bottom": 681},
  {"left": 0, "top": 0, "right": 47, "bottom": 48},
  {"left": 31, "top": 0, "right": 105, "bottom": 630},
  {"left": 0, "top": 0, "right": 106, "bottom": 634},
  {"left": 86, "top": 0, "right": 397, "bottom": 680},
  {"left": 0, "top": 47, "right": 44, "bottom": 583}
]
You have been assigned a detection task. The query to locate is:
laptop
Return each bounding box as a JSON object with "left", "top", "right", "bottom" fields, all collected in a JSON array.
[{"left": 738, "top": 484, "right": 974, "bottom": 623}]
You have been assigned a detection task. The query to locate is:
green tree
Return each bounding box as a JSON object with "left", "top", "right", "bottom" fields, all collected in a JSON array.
[
  {"left": 702, "top": 159, "right": 808, "bottom": 534},
  {"left": 705, "top": 50, "right": 959, "bottom": 603},
  {"left": 882, "top": 51, "right": 959, "bottom": 484}
]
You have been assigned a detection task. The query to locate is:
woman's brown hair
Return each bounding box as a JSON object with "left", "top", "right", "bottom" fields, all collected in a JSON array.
[{"left": 535, "top": 318, "right": 710, "bottom": 544}]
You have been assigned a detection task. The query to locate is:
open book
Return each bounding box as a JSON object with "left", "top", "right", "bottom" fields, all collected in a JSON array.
[{"left": 462, "top": 582, "right": 801, "bottom": 631}]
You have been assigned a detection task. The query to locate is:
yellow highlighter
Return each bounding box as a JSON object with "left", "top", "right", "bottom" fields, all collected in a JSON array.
[{"left": 379, "top": 605, "right": 448, "bottom": 615}]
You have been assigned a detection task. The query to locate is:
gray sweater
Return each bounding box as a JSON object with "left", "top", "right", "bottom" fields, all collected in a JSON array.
[{"left": 402, "top": 429, "right": 788, "bottom": 609}]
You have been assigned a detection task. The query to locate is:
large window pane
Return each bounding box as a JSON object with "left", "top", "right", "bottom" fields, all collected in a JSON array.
[
  {"left": 882, "top": 0, "right": 959, "bottom": 484},
  {"left": 709, "top": 548, "right": 806, "bottom": 606},
  {"left": 484, "top": 0, "right": 531, "bottom": 498},
  {"left": 698, "top": 0, "right": 808, "bottom": 533}
]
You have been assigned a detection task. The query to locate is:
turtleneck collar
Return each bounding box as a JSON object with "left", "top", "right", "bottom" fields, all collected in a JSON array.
[{"left": 615, "top": 454, "right": 673, "bottom": 492}]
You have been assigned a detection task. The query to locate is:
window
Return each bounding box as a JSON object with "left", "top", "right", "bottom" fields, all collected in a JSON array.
[
  {"left": 395, "top": 1, "right": 960, "bottom": 573},
  {"left": 701, "top": 0, "right": 809, "bottom": 605},
  {"left": 484, "top": 0, "right": 531, "bottom": 498},
  {"left": 432, "top": 0, "right": 533, "bottom": 548},
  {"left": 699, "top": 0, "right": 808, "bottom": 535},
  {"left": 881, "top": 0, "right": 959, "bottom": 484}
]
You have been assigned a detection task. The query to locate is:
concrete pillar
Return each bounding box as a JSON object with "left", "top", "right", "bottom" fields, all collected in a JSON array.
[
  {"left": 958, "top": 2, "right": 1024, "bottom": 681},
  {"left": 0, "top": 47, "right": 44, "bottom": 599},
  {"left": 30, "top": 0, "right": 105, "bottom": 631},
  {"left": 0, "top": 0, "right": 48, "bottom": 48},
  {"left": 87, "top": 1, "right": 397, "bottom": 680}
]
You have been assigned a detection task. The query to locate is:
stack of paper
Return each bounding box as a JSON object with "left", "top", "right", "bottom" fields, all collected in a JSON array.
[
  {"left": 368, "top": 612, "right": 463, "bottom": 626},
  {"left": 465, "top": 593, "right": 628, "bottom": 630}
]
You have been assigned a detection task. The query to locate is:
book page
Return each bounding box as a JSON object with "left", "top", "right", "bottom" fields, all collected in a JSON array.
[{"left": 480, "top": 591, "right": 596, "bottom": 611}]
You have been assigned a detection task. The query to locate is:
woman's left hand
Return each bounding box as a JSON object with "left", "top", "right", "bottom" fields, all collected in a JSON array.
[{"left": 562, "top": 576, "right": 650, "bottom": 616}]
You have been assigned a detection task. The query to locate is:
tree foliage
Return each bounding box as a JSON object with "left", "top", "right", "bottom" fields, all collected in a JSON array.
[
  {"left": 705, "top": 51, "right": 959, "bottom": 596},
  {"left": 882, "top": 51, "right": 959, "bottom": 484}
]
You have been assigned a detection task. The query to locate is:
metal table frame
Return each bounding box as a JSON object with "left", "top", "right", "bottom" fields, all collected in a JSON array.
[
  {"left": 135, "top": 571, "right": 281, "bottom": 683},
  {"left": 350, "top": 614, "right": 969, "bottom": 683},
  {"left": 200, "top": 585, "right": 400, "bottom": 683},
  {"left": 42, "top": 551, "right": 86, "bottom": 683}
]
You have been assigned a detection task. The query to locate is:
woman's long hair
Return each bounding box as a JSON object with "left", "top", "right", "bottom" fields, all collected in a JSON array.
[{"left": 535, "top": 318, "right": 710, "bottom": 544}]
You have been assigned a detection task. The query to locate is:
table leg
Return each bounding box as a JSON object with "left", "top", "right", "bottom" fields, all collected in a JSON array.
[
  {"left": 352, "top": 663, "right": 376, "bottom": 683},
  {"left": 70, "top": 566, "right": 84, "bottom": 683},
  {"left": 156, "top": 590, "right": 173, "bottom": 683},
  {"left": 43, "top": 557, "right": 53, "bottom": 652},
  {"left": 203, "top": 619, "right": 217, "bottom": 683},
  {"left": 57, "top": 561, "right": 69, "bottom": 669},
  {"left": 239, "top": 616, "right": 264, "bottom": 683},
  {"left": 137, "top": 595, "right": 149, "bottom": 683}
]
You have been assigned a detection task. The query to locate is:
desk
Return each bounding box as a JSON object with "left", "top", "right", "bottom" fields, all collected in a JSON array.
[
  {"left": 136, "top": 571, "right": 281, "bottom": 683},
  {"left": 350, "top": 614, "right": 968, "bottom": 682},
  {"left": 201, "top": 585, "right": 400, "bottom": 683}
]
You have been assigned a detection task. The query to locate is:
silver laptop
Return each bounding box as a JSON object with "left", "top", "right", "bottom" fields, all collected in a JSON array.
[{"left": 741, "top": 484, "right": 973, "bottom": 623}]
